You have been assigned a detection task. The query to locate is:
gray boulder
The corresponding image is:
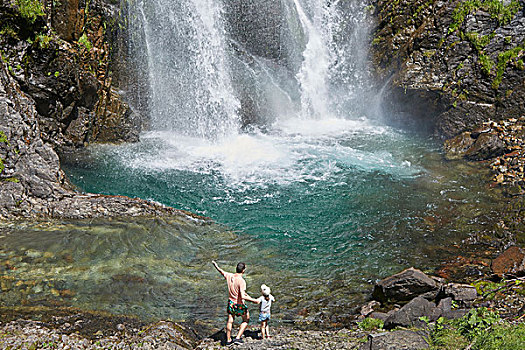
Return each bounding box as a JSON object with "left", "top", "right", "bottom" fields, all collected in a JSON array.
[
  {"left": 373, "top": 268, "right": 440, "bottom": 303},
  {"left": 384, "top": 297, "right": 441, "bottom": 330},
  {"left": 438, "top": 283, "right": 478, "bottom": 308}
]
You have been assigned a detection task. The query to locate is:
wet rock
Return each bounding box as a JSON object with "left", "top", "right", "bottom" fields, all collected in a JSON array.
[
  {"left": 491, "top": 246, "right": 525, "bottom": 277},
  {"left": 371, "top": 0, "right": 525, "bottom": 138},
  {"left": 443, "top": 132, "right": 475, "bottom": 160},
  {"left": 383, "top": 297, "right": 440, "bottom": 330},
  {"left": 359, "top": 330, "right": 429, "bottom": 350},
  {"left": 372, "top": 268, "right": 439, "bottom": 303},
  {"left": 464, "top": 133, "right": 506, "bottom": 161}
]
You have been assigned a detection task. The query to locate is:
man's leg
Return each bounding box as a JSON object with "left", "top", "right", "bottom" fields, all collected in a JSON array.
[
  {"left": 236, "top": 310, "right": 250, "bottom": 339},
  {"left": 226, "top": 314, "right": 234, "bottom": 342}
]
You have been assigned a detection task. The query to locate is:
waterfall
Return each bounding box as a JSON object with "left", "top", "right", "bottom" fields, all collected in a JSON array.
[
  {"left": 293, "top": 0, "right": 332, "bottom": 119},
  {"left": 128, "top": 0, "right": 375, "bottom": 138},
  {"left": 130, "top": 0, "right": 240, "bottom": 139}
]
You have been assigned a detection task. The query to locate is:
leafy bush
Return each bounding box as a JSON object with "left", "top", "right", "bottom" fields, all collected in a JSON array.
[
  {"left": 358, "top": 317, "right": 384, "bottom": 331},
  {"left": 472, "top": 322, "right": 525, "bottom": 350},
  {"left": 16, "top": 0, "right": 44, "bottom": 23},
  {"left": 455, "top": 307, "right": 500, "bottom": 339}
]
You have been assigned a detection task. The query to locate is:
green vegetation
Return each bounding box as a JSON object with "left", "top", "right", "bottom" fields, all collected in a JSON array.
[
  {"left": 0, "top": 131, "right": 7, "bottom": 175},
  {"left": 34, "top": 33, "right": 51, "bottom": 49},
  {"left": 493, "top": 43, "right": 525, "bottom": 89},
  {"left": 358, "top": 317, "right": 384, "bottom": 331},
  {"left": 463, "top": 32, "right": 494, "bottom": 52},
  {"left": 0, "top": 26, "right": 19, "bottom": 40},
  {"left": 427, "top": 308, "right": 525, "bottom": 349},
  {"left": 16, "top": 0, "right": 45, "bottom": 23},
  {"left": 77, "top": 33, "right": 93, "bottom": 51},
  {"left": 450, "top": 0, "right": 521, "bottom": 34},
  {"left": 479, "top": 53, "right": 494, "bottom": 75}
]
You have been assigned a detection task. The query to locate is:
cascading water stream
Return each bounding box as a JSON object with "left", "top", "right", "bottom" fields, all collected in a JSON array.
[
  {"left": 293, "top": 0, "right": 333, "bottom": 118},
  {"left": 133, "top": 0, "right": 240, "bottom": 139}
]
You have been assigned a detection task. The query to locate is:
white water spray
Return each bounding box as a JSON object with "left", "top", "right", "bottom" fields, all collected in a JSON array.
[
  {"left": 133, "top": 0, "right": 240, "bottom": 139},
  {"left": 293, "top": 0, "right": 333, "bottom": 119}
]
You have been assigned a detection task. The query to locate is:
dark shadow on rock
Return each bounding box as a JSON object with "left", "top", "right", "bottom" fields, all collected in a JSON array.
[{"left": 209, "top": 328, "right": 261, "bottom": 346}]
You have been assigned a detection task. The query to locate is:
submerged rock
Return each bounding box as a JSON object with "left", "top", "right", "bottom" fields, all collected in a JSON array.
[{"left": 443, "top": 132, "right": 476, "bottom": 160}]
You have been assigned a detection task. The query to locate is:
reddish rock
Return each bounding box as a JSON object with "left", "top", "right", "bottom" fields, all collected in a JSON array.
[{"left": 491, "top": 246, "right": 525, "bottom": 277}]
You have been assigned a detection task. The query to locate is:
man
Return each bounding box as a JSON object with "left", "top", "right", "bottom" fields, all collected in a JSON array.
[{"left": 212, "top": 261, "right": 260, "bottom": 346}]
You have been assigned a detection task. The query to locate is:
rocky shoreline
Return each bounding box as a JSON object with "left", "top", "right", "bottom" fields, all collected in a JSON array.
[
  {"left": 2, "top": 257, "right": 524, "bottom": 349},
  {"left": 444, "top": 116, "right": 525, "bottom": 197}
]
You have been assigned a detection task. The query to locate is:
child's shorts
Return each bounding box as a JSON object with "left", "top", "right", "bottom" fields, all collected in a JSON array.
[{"left": 258, "top": 312, "right": 271, "bottom": 322}]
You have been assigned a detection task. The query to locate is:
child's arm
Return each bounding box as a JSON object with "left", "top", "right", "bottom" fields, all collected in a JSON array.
[{"left": 212, "top": 260, "right": 227, "bottom": 277}]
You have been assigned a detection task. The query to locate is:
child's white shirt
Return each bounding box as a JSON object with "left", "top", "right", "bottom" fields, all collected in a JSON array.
[{"left": 258, "top": 294, "right": 275, "bottom": 314}]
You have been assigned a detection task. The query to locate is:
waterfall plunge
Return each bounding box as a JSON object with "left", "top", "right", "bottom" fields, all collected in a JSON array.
[
  {"left": 129, "top": 0, "right": 375, "bottom": 138},
  {"left": 133, "top": 0, "right": 240, "bottom": 139}
]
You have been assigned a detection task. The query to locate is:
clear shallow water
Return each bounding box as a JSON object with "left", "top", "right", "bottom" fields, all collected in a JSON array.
[{"left": 1, "top": 117, "right": 497, "bottom": 324}]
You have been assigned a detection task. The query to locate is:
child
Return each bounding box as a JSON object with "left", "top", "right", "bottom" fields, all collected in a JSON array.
[{"left": 257, "top": 284, "right": 275, "bottom": 339}]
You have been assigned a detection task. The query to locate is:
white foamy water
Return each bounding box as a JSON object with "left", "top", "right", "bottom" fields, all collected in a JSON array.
[{"left": 113, "top": 117, "right": 423, "bottom": 190}]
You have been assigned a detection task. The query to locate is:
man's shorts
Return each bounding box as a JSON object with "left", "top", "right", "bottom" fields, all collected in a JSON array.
[
  {"left": 258, "top": 312, "right": 271, "bottom": 322},
  {"left": 227, "top": 300, "right": 248, "bottom": 317}
]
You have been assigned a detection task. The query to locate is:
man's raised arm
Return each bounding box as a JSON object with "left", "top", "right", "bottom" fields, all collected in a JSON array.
[{"left": 212, "top": 260, "right": 227, "bottom": 278}]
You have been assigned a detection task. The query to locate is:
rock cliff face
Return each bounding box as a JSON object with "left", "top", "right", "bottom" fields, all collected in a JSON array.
[
  {"left": 371, "top": 0, "right": 525, "bottom": 138},
  {"left": 1, "top": 0, "right": 139, "bottom": 151},
  {"left": 0, "top": 0, "right": 186, "bottom": 219},
  {"left": 0, "top": 58, "right": 197, "bottom": 219}
]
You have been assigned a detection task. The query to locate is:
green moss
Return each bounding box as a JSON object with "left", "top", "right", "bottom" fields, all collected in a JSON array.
[
  {"left": 0, "top": 131, "right": 11, "bottom": 175},
  {"left": 372, "top": 37, "right": 383, "bottom": 45},
  {"left": 479, "top": 53, "right": 494, "bottom": 75},
  {"left": 0, "top": 26, "right": 19, "bottom": 40},
  {"left": 16, "top": 0, "right": 45, "bottom": 23},
  {"left": 493, "top": 43, "right": 525, "bottom": 89},
  {"left": 34, "top": 33, "right": 51, "bottom": 49},
  {"left": 463, "top": 32, "right": 495, "bottom": 52},
  {"left": 77, "top": 33, "right": 93, "bottom": 51},
  {"left": 449, "top": 0, "right": 521, "bottom": 34}
]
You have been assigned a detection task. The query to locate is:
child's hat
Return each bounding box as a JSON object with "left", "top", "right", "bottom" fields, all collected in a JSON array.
[{"left": 261, "top": 284, "right": 271, "bottom": 296}]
